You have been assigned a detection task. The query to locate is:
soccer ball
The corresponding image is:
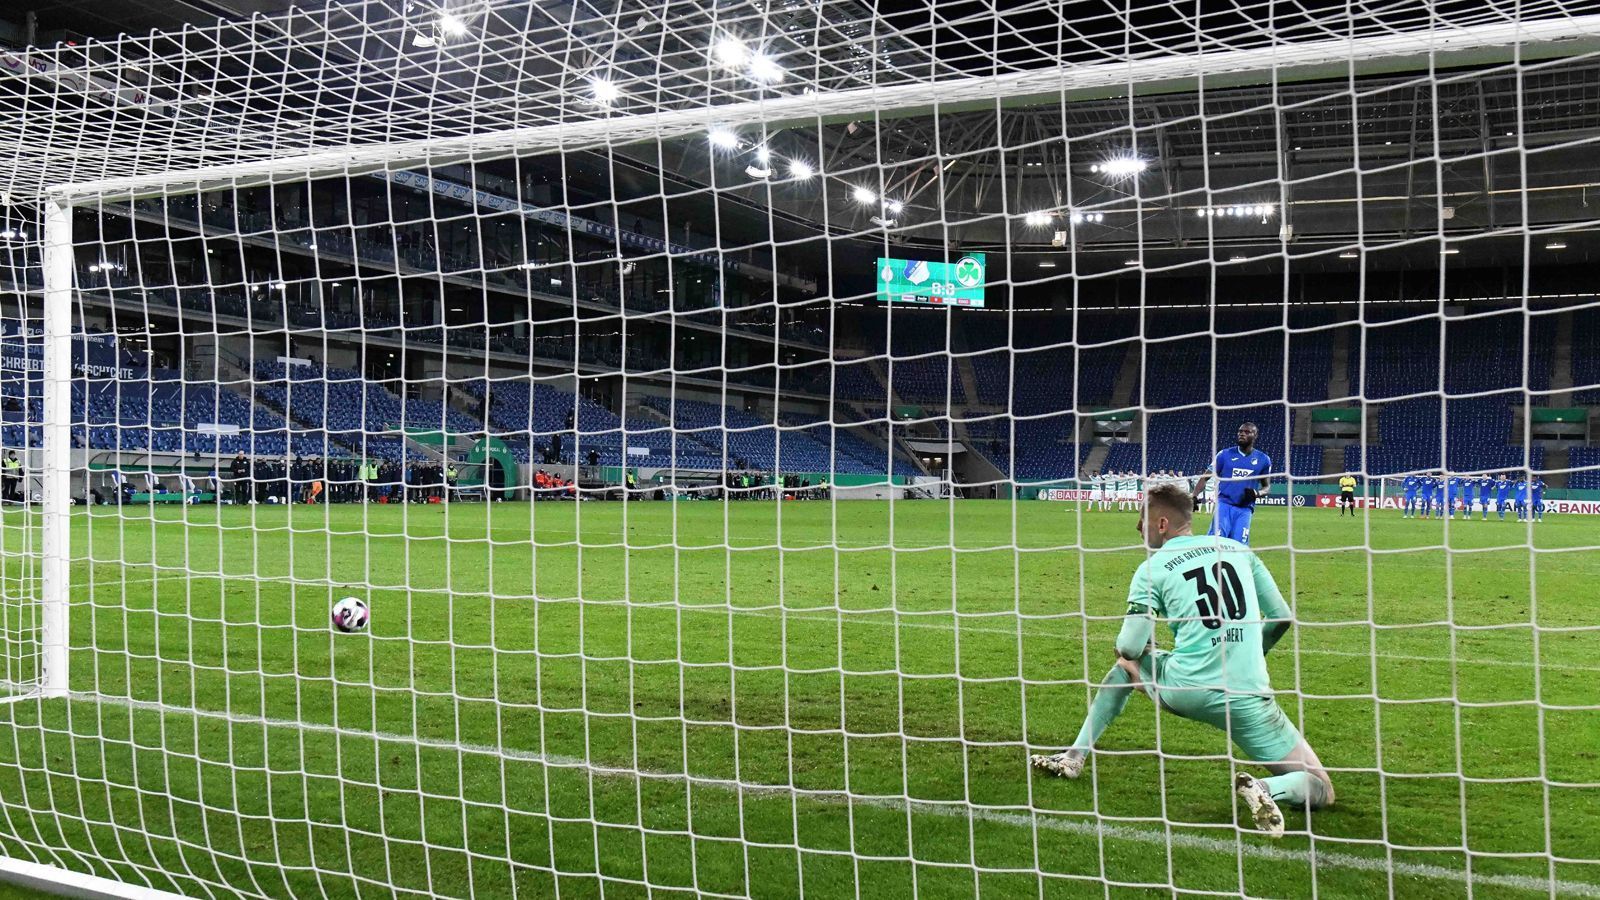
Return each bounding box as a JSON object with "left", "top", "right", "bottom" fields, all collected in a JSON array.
[{"left": 331, "top": 597, "right": 370, "bottom": 633}]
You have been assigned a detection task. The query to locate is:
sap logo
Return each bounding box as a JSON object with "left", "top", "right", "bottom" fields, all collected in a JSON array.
[{"left": 1231, "top": 467, "right": 1257, "bottom": 478}]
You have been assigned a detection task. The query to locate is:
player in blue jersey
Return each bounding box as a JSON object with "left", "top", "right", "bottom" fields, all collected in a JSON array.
[
  {"left": 1402, "top": 474, "right": 1421, "bottom": 518},
  {"left": 1432, "top": 474, "right": 1447, "bottom": 520},
  {"left": 1493, "top": 473, "right": 1512, "bottom": 520},
  {"left": 1531, "top": 476, "right": 1546, "bottom": 522},
  {"left": 1416, "top": 474, "right": 1432, "bottom": 519},
  {"left": 1476, "top": 474, "right": 1494, "bottom": 520},
  {"left": 1458, "top": 477, "right": 1475, "bottom": 520},
  {"left": 1191, "top": 422, "right": 1272, "bottom": 546},
  {"left": 1513, "top": 476, "right": 1529, "bottom": 520}
]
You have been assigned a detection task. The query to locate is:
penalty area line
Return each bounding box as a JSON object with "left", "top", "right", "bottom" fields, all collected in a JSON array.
[{"left": 40, "top": 692, "right": 1600, "bottom": 899}]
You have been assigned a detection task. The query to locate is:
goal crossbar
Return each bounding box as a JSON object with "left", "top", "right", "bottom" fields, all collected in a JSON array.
[{"left": 39, "top": 14, "right": 1600, "bottom": 204}]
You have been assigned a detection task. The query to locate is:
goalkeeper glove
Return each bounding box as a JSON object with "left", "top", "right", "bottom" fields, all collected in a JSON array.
[{"left": 1241, "top": 488, "right": 1258, "bottom": 505}]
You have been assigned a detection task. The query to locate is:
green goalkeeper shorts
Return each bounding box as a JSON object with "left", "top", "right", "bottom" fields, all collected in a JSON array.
[{"left": 1133, "top": 651, "right": 1303, "bottom": 764}]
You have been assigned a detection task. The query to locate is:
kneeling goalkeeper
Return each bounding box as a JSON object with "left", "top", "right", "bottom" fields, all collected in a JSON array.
[{"left": 1031, "top": 483, "right": 1334, "bottom": 836}]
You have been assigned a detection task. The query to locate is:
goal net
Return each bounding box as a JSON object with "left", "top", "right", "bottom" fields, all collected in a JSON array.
[{"left": 1, "top": 1, "right": 1598, "bottom": 897}]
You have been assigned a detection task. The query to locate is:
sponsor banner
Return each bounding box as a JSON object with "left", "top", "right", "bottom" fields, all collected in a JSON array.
[
  {"left": 1316, "top": 494, "right": 1404, "bottom": 509},
  {"left": 1317, "top": 494, "right": 1373, "bottom": 508},
  {"left": 1253, "top": 494, "right": 1306, "bottom": 507},
  {"left": 1, "top": 326, "right": 144, "bottom": 380},
  {"left": 1038, "top": 488, "right": 1097, "bottom": 501},
  {"left": 1313, "top": 494, "right": 1582, "bottom": 513},
  {"left": 1037, "top": 489, "right": 1309, "bottom": 507},
  {"left": 0, "top": 51, "right": 172, "bottom": 115},
  {"left": 1543, "top": 499, "right": 1592, "bottom": 514}
]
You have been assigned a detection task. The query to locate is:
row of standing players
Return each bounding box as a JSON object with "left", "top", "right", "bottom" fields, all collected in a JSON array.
[
  {"left": 224, "top": 453, "right": 450, "bottom": 504},
  {"left": 1084, "top": 425, "right": 1552, "bottom": 551},
  {"left": 1080, "top": 424, "right": 1274, "bottom": 546},
  {"left": 1400, "top": 473, "right": 1548, "bottom": 521}
]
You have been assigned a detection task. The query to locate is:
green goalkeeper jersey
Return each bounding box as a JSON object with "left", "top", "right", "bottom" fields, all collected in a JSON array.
[{"left": 1125, "top": 534, "right": 1292, "bottom": 695}]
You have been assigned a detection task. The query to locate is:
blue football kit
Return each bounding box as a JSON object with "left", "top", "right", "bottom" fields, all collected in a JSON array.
[
  {"left": 1207, "top": 446, "right": 1272, "bottom": 545},
  {"left": 1402, "top": 475, "right": 1420, "bottom": 516}
]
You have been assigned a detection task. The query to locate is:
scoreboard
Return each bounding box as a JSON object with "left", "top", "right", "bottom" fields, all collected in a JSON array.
[{"left": 875, "top": 253, "right": 987, "bottom": 308}]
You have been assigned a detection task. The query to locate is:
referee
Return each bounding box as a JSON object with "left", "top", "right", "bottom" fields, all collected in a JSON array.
[{"left": 1338, "top": 474, "right": 1357, "bottom": 516}]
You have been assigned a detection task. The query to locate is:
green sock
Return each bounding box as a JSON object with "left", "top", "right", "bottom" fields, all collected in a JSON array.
[
  {"left": 1071, "top": 664, "right": 1135, "bottom": 750},
  {"left": 1261, "top": 771, "right": 1330, "bottom": 810}
]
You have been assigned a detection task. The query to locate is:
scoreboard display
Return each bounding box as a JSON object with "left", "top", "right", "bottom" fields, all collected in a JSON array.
[{"left": 875, "top": 253, "right": 987, "bottom": 308}]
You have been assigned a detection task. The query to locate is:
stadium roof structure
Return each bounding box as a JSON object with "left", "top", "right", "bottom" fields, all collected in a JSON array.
[{"left": 1, "top": 0, "right": 1598, "bottom": 269}]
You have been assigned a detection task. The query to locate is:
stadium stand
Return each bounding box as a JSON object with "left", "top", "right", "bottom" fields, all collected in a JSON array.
[
  {"left": 1573, "top": 306, "right": 1600, "bottom": 404},
  {"left": 888, "top": 356, "right": 965, "bottom": 405},
  {"left": 1568, "top": 447, "right": 1600, "bottom": 490},
  {"left": 638, "top": 395, "right": 839, "bottom": 472},
  {"left": 966, "top": 415, "right": 1090, "bottom": 482},
  {"left": 2, "top": 298, "right": 1574, "bottom": 490}
]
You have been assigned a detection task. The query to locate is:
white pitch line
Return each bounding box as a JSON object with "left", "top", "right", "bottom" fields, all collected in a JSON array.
[{"left": 54, "top": 692, "right": 1600, "bottom": 899}]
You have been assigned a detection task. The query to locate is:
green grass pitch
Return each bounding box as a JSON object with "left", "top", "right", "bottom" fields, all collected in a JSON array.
[{"left": 0, "top": 500, "right": 1596, "bottom": 899}]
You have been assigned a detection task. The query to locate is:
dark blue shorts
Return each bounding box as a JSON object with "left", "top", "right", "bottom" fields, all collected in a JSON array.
[{"left": 1208, "top": 502, "right": 1255, "bottom": 545}]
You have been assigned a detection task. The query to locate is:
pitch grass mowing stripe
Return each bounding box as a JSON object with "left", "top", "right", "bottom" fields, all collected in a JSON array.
[
  {"left": 17, "top": 503, "right": 1591, "bottom": 896},
  {"left": 56, "top": 550, "right": 1595, "bottom": 677},
  {"left": 645, "top": 602, "right": 1600, "bottom": 674},
  {"left": 72, "top": 691, "right": 1600, "bottom": 899}
]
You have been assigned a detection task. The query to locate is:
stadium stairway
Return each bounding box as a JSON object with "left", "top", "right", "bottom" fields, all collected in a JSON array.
[
  {"left": 839, "top": 404, "right": 906, "bottom": 467},
  {"left": 1109, "top": 348, "right": 1141, "bottom": 410},
  {"left": 1550, "top": 308, "right": 1576, "bottom": 406},
  {"left": 403, "top": 433, "right": 446, "bottom": 463},
  {"left": 1547, "top": 446, "right": 1571, "bottom": 488},
  {"left": 953, "top": 339, "right": 983, "bottom": 412},
  {"left": 210, "top": 350, "right": 291, "bottom": 436},
  {"left": 627, "top": 400, "right": 669, "bottom": 428},
  {"left": 867, "top": 359, "right": 906, "bottom": 412},
  {"left": 957, "top": 436, "right": 1008, "bottom": 488},
  {"left": 950, "top": 415, "right": 971, "bottom": 447},
  {"left": 1293, "top": 408, "right": 1312, "bottom": 444},
  {"left": 1322, "top": 445, "right": 1345, "bottom": 476},
  {"left": 621, "top": 399, "right": 726, "bottom": 465},
  {"left": 447, "top": 382, "right": 481, "bottom": 420},
  {"left": 1081, "top": 443, "right": 1110, "bottom": 477},
  {"left": 1328, "top": 326, "right": 1352, "bottom": 399}
]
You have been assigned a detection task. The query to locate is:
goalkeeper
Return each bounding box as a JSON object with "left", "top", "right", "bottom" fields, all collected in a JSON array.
[{"left": 1031, "top": 483, "right": 1334, "bottom": 837}]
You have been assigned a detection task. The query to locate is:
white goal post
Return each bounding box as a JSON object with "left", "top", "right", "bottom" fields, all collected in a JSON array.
[{"left": 2, "top": 1, "right": 1599, "bottom": 898}]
